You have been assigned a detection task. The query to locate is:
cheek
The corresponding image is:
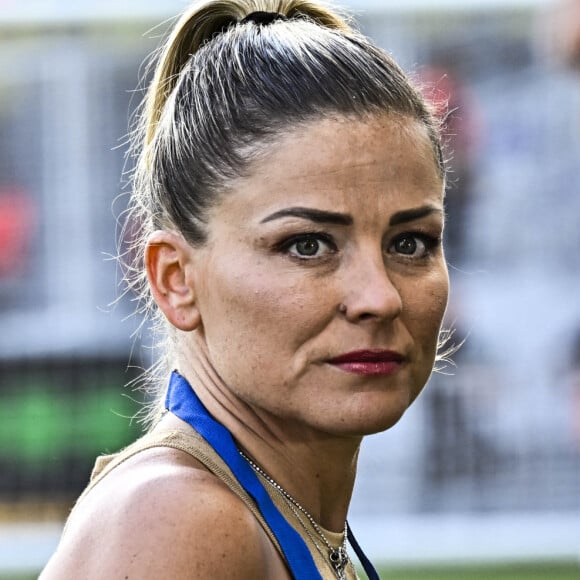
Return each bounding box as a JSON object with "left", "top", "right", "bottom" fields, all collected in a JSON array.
[
  {"left": 406, "top": 271, "right": 449, "bottom": 350},
  {"left": 403, "top": 272, "right": 449, "bottom": 404},
  {"left": 200, "top": 260, "right": 330, "bottom": 358}
]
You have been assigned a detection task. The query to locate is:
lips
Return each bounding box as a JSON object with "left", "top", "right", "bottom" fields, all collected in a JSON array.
[{"left": 327, "top": 349, "right": 405, "bottom": 376}]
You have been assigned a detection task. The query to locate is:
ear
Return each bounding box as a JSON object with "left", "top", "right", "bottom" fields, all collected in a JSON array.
[{"left": 145, "top": 230, "right": 201, "bottom": 331}]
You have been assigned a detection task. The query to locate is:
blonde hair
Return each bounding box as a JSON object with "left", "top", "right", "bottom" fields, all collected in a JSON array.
[
  {"left": 144, "top": 1, "right": 351, "bottom": 148},
  {"left": 123, "top": 0, "right": 445, "bottom": 425}
]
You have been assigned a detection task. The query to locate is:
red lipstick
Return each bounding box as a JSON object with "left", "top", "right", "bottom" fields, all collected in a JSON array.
[{"left": 327, "top": 350, "right": 404, "bottom": 376}]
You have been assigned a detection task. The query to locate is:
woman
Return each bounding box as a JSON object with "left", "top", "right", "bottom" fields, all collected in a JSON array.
[{"left": 41, "top": 0, "right": 449, "bottom": 578}]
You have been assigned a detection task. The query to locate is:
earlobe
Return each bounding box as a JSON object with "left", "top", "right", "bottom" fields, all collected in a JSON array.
[{"left": 145, "top": 230, "right": 201, "bottom": 331}]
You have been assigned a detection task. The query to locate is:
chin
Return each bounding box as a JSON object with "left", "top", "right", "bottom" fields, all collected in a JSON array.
[
  {"left": 329, "top": 403, "right": 411, "bottom": 438},
  {"left": 360, "top": 411, "right": 408, "bottom": 436},
  {"left": 350, "top": 385, "right": 424, "bottom": 436}
]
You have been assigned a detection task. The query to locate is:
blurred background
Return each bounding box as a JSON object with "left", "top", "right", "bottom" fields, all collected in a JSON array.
[{"left": 1, "top": 0, "right": 579, "bottom": 577}]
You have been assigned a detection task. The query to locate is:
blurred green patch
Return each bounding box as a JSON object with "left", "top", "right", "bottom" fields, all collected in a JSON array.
[{"left": 0, "top": 379, "right": 141, "bottom": 464}]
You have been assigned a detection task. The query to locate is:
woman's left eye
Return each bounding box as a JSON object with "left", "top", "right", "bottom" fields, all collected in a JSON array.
[{"left": 389, "top": 233, "right": 439, "bottom": 259}]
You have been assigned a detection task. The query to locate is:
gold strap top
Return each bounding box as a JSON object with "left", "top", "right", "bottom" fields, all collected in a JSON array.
[{"left": 77, "top": 428, "right": 359, "bottom": 579}]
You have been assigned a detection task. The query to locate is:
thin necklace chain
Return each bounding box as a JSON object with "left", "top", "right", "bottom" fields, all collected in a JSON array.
[
  {"left": 239, "top": 450, "right": 350, "bottom": 579},
  {"left": 281, "top": 493, "right": 349, "bottom": 580}
]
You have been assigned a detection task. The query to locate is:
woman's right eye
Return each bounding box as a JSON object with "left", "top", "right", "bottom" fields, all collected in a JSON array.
[{"left": 282, "top": 234, "right": 336, "bottom": 259}]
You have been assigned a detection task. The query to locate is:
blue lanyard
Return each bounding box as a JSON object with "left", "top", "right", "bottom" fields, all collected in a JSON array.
[{"left": 165, "top": 371, "right": 380, "bottom": 580}]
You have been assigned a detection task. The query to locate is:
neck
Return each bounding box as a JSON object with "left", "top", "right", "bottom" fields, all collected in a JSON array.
[
  {"left": 170, "top": 352, "right": 361, "bottom": 532},
  {"left": 235, "top": 422, "right": 360, "bottom": 532}
]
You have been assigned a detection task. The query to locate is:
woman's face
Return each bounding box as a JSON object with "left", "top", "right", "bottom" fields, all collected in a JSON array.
[{"left": 189, "top": 114, "right": 449, "bottom": 437}]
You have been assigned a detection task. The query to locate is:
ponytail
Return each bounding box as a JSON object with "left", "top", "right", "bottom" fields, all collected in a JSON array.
[
  {"left": 143, "top": 0, "right": 352, "bottom": 147},
  {"left": 144, "top": 2, "right": 241, "bottom": 147}
]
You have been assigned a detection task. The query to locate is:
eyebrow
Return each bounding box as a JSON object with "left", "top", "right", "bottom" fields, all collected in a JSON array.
[
  {"left": 260, "top": 207, "right": 353, "bottom": 226},
  {"left": 389, "top": 205, "right": 442, "bottom": 226},
  {"left": 260, "top": 204, "right": 442, "bottom": 227}
]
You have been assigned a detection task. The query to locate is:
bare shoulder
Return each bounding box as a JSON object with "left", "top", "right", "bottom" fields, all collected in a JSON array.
[{"left": 41, "top": 446, "right": 287, "bottom": 579}]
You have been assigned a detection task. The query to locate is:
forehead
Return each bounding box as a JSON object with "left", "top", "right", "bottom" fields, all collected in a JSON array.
[{"left": 218, "top": 113, "right": 444, "bottom": 221}]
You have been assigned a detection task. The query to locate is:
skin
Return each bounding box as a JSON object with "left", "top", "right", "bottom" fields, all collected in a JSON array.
[{"left": 41, "top": 113, "right": 448, "bottom": 579}]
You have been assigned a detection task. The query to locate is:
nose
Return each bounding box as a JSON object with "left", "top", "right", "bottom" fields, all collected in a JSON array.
[{"left": 340, "top": 250, "right": 403, "bottom": 323}]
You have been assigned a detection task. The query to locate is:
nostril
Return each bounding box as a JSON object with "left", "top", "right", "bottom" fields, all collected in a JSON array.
[{"left": 358, "top": 312, "right": 375, "bottom": 321}]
